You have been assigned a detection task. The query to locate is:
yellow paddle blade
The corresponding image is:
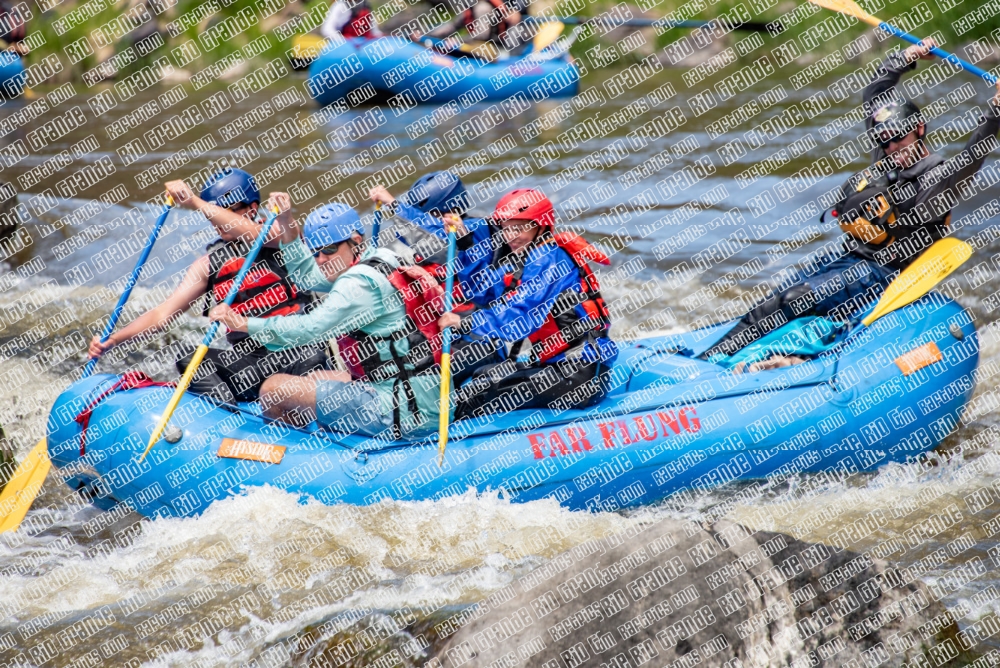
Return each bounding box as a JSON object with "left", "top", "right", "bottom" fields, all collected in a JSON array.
[
  {"left": 459, "top": 40, "right": 499, "bottom": 62},
  {"left": 533, "top": 21, "right": 565, "bottom": 52},
  {"left": 0, "top": 439, "right": 50, "bottom": 534},
  {"left": 291, "top": 34, "right": 328, "bottom": 59},
  {"left": 806, "top": 0, "right": 881, "bottom": 27},
  {"left": 139, "top": 344, "right": 208, "bottom": 461},
  {"left": 862, "top": 238, "right": 972, "bottom": 326},
  {"left": 437, "top": 352, "right": 452, "bottom": 467}
]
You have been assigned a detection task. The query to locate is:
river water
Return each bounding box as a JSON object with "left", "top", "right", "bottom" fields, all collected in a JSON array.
[{"left": 1, "top": 60, "right": 1000, "bottom": 666}]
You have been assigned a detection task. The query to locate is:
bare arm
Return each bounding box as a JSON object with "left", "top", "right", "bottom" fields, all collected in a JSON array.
[
  {"left": 201, "top": 202, "right": 281, "bottom": 246},
  {"left": 88, "top": 256, "right": 211, "bottom": 358},
  {"left": 164, "top": 180, "right": 281, "bottom": 247}
]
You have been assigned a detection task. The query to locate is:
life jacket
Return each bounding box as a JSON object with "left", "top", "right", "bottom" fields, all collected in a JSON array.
[
  {"left": 342, "top": 3, "right": 376, "bottom": 38},
  {"left": 0, "top": 1, "right": 26, "bottom": 43},
  {"left": 385, "top": 222, "right": 477, "bottom": 315},
  {"left": 204, "top": 238, "right": 312, "bottom": 343},
  {"left": 462, "top": 0, "right": 512, "bottom": 41},
  {"left": 830, "top": 164, "right": 950, "bottom": 268},
  {"left": 336, "top": 256, "right": 447, "bottom": 433},
  {"left": 500, "top": 231, "right": 612, "bottom": 364},
  {"left": 833, "top": 167, "right": 903, "bottom": 247}
]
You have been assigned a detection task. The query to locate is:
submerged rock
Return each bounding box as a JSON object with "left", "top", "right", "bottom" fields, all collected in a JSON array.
[{"left": 433, "top": 518, "right": 969, "bottom": 667}]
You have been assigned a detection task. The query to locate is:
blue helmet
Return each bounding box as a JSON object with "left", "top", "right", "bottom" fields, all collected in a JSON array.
[
  {"left": 201, "top": 168, "right": 260, "bottom": 208},
  {"left": 402, "top": 171, "right": 471, "bottom": 216},
  {"left": 303, "top": 202, "right": 364, "bottom": 250}
]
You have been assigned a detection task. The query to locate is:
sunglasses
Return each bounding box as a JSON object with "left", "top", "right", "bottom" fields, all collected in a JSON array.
[{"left": 312, "top": 244, "right": 343, "bottom": 257}]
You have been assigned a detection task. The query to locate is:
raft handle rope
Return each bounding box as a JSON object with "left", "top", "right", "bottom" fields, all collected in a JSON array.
[{"left": 75, "top": 372, "right": 175, "bottom": 456}]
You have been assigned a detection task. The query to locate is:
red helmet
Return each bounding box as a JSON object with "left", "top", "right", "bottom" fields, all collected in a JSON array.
[{"left": 493, "top": 189, "right": 555, "bottom": 228}]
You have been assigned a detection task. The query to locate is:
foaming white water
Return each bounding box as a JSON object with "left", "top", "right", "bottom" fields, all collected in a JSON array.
[{"left": 4, "top": 486, "right": 634, "bottom": 620}]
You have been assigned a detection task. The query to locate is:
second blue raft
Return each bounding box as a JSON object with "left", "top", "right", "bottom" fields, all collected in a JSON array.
[
  {"left": 0, "top": 52, "right": 24, "bottom": 99},
  {"left": 308, "top": 36, "right": 580, "bottom": 106}
]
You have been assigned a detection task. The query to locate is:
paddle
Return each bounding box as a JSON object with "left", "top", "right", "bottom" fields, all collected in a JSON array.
[
  {"left": 437, "top": 218, "right": 458, "bottom": 467},
  {"left": 1, "top": 197, "right": 175, "bottom": 533},
  {"left": 0, "top": 439, "right": 49, "bottom": 533},
  {"left": 83, "top": 197, "right": 174, "bottom": 379},
  {"left": 808, "top": 0, "right": 997, "bottom": 84},
  {"left": 532, "top": 20, "right": 565, "bottom": 53},
  {"left": 416, "top": 34, "right": 499, "bottom": 61},
  {"left": 524, "top": 15, "right": 775, "bottom": 32},
  {"left": 372, "top": 202, "right": 382, "bottom": 248},
  {"left": 860, "top": 238, "right": 972, "bottom": 326},
  {"left": 139, "top": 205, "right": 280, "bottom": 462},
  {"left": 414, "top": 10, "right": 775, "bottom": 57}
]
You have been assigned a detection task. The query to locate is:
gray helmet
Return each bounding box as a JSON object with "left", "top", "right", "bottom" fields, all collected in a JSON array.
[{"left": 871, "top": 100, "right": 925, "bottom": 148}]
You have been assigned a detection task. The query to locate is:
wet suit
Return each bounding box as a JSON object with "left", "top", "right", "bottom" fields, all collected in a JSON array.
[{"left": 702, "top": 52, "right": 1000, "bottom": 361}]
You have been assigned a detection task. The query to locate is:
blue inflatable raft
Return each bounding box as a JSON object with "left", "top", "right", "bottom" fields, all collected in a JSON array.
[
  {"left": 0, "top": 52, "right": 24, "bottom": 99},
  {"left": 308, "top": 36, "right": 579, "bottom": 106},
  {"left": 46, "top": 294, "right": 977, "bottom": 519}
]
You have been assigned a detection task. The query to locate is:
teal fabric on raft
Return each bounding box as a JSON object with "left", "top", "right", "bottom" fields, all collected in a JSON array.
[{"left": 722, "top": 317, "right": 847, "bottom": 370}]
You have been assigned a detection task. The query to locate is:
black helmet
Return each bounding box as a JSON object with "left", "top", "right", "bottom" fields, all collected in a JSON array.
[{"left": 870, "top": 100, "right": 924, "bottom": 148}]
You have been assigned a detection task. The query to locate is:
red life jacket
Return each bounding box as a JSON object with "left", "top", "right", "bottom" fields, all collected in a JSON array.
[
  {"left": 342, "top": 5, "right": 376, "bottom": 38},
  {"left": 204, "top": 238, "right": 312, "bottom": 343},
  {"left": 502, "top": 231, "right": 612, "bottom": 363},
  {"left": 462, "top": 0, "right": 512, "bottom": 41},
  {"left": 338, "top": 258, "right": 445, "bottom": 381},
  {"left": 335, "top": 257, "right": 448, "bottom": 434}
]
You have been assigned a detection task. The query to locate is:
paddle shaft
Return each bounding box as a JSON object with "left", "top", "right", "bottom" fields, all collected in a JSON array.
[
  {"left": 372, "top": 203, "right": 382, "bottom": 248},
  {"left": 83, "top": 200, "right": 173, "bottom": 379},
  {"left": 140, "top": 208, "right": 280, "bottom": 461},
  {"left": 417, "top": 14, "right": 771, "bottom": 47},
  {"left": 437, "top": 224, "right": 457, "bottom": 465},
  {"left": 524, "top": 15, "right": 773, "bottom": 31},
  {"left": 870, "top": 21, "right": 997, "bottom": 85}
]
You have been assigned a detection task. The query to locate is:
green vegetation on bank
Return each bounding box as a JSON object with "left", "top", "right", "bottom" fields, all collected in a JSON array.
[{"left": 18, "top": 0, "right": 998, "bottom": 87}]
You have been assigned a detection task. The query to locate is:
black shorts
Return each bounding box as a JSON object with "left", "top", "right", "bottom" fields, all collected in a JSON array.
[
  {"left": 454, "top": 357, "right": 610, "bottom": 419},
  {"left": 176, "top": 339, "right": 330, "bottom": 403}
]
